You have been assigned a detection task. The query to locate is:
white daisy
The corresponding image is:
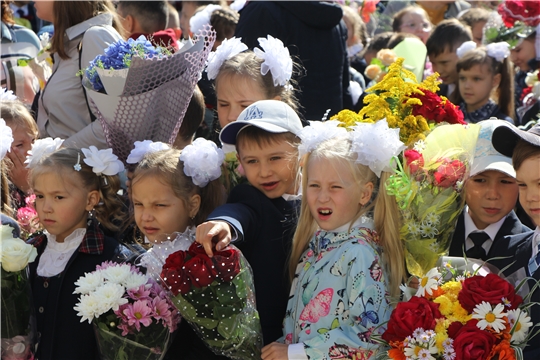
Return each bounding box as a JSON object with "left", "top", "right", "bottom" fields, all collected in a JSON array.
[
  {"left": 443, "top": 346, "right": 456, "bottom": 360},
  {"left": 412, "top": 328, "right": 425, "bottom": 338},
  {"left": 472, "top": 301, "right": 507, "bottom": 333},
  {"left": 416, "top": 268, "right": 441, "bottom": 297},
  {"left": 404, "top": 344, "right": 422, "bottom": 359},
  {"left": 417, "top": 349, "right": 435, "bottom": 360},
  {"left": 507, "top": 308, "right": 533, "bottom": 343}
]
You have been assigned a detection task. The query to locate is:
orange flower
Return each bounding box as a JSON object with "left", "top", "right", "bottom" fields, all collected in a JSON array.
[
  {"left": 488, "top": 340, "right": 515, "bottom": 360},
  {"left": 388, "top": 347, "right": 406, "bottom": 360},
  {"left": 427, "top": 287, "right": 445, "bottom": 300}
]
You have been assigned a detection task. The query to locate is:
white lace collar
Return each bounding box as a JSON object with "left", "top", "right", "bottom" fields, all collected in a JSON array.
[{"left": 37, "top": 228, "right": 87, "bottom": 277}]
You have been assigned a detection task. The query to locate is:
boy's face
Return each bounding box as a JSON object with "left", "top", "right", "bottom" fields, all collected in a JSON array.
[
  {"left": 516, "top": 156, "right": 540, "bottom": 226},
  {"left": 237, "top": 138, "right": 298, "bottom": 199},
  {"left": 465, "top": 170, "right": 518, "bottom": 230},
  {"left": 430, "top": 48, "right": 459, "bottom": 84}
]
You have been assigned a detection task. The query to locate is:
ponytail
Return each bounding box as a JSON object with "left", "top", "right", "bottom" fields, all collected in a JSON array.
[{"left": 496, "top": 57, "right": 514, "bottom": 120}]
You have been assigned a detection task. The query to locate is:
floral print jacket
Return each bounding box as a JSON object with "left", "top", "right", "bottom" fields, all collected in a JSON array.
[{"left": 281, "top": 227, "right": 390, "bottom": 359}]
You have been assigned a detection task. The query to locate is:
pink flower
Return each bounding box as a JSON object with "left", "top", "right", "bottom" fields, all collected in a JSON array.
[
  {"left": 123, "top": 300, "right": 153, "bottom": 331},
  {"left": 17, "top": 207, "right": 37, "bottom": 227},
  {"left": 127, "top": 285, "right": 152, "bottom": 301},
  {"left": 25, "top": 194, "right": 36, "bottom": 206},
  {"left": 151, "top": 297, "right": 172, "bottom": 322},
  {"left": 236, "top": 163, "right": 245, "bottom": 177}
]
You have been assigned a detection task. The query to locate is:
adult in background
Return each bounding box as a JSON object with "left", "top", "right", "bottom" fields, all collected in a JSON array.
[
  {"left": 234, "top": 1, "right": 352, "bottom": 120},
  {"left": 34, "top": 0, "right": 125, "bottom": 149}
]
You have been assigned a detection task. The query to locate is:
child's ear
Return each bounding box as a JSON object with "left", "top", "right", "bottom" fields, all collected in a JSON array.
[
  {"left": 85, "top": 190, "right": 100, "bottom": 211},
  {"left": 492, "top": 73, "right": 502, "bottom": 88},
  {"left": 188, "top": 194, "right": 201, "bottom": 219},
  {"left": 359, "top": 182, "right": 374, "bottom": 206}
]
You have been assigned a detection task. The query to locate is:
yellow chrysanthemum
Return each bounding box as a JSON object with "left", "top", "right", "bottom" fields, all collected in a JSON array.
[
  {"left": 433, "top": 296, "right": 453, "bottom": 316},
  {"left": 451, "top": 303, "right": 472, "bottom": 323},
  {"left": 441, "top": 281, "right": 462, "bottom": 301},
  {"left": 434, "top": 319, "right": 451, "bottom": 351}
]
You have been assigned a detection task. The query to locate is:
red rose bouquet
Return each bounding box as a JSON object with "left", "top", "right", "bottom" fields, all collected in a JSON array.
[
  {"left": 376, "top": 259, "right": 535, "bottom": 360},
  {"left": 159, "top": 242, "right": 262, "bottom": 360},
  {"left": 386, "top": 123, "right": 480, "bottom": 277}
]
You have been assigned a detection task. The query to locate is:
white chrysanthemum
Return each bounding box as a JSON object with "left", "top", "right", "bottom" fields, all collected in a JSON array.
[
  {"left": 350, "top": 119, "right": 406, "bottom": 177},
  {"left": 456, "top": 41, "right": 476, "bottom": 59},
  {"left": 93, "top": 282, "right": 128, "bottom": 312},
  {"left": 507, "top": 308, "right": 533, "bottom": 343},
  {"left": 254, "top": 35, "right": 292, "bottom": 86},
  {"left": 82, "top": 146, "right": 124, "bottom": 176},
  {"left": 472, "top": 301, "right": 507, "bottom": 333},
  {"left": 100, "top": 263, "right": 132, "bottom": 285},
  {"left": 74, "top": 271, "right": 104, "bottom": 295},
  {"left": 297, "top": 120, "right": 348, "bottom": 157},
  {"left": 126, "top": 140, "right": 169, "bottom": 164},
  {"left": 124, "top": 272, "right": 148, "bottom": 290},
  {"left": 486, "top": 41, "right": 510, "bottom": 62},
  {"left": 74, "top": 293, "right": 102, "bottom": 323},
  {"left": 206, "top": 37, "right": 248, "bottom": 80},
  {"left": 180, "top": 138, "right": 224, "bottom": 187},
  {"left": 416, "top": 268, "right": 441, "bottom": 297},
  {"left": 25, "top": 137, "right": 64, "bottom": 169}
]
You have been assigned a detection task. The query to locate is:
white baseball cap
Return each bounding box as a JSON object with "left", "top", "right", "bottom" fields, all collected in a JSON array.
[
  {"left": 470, "top": 118, "right": 516, "bottom": 178},
  {"left": 219, "top": 100, "right": 303, "bottom": 145}
]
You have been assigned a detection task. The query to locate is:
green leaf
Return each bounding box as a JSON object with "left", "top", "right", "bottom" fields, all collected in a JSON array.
[
  {"left": 174, "top": 295, "right": 197, "bottom": 321},
  {"left": 217, "top": 317, "right": 237, "bottom": 339},
  {"left": 194, "top": 317, "right": 218, "bottom": 329}
]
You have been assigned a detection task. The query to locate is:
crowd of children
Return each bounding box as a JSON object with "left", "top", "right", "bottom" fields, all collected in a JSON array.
[{"left": 1, "top": 0, "right": 540, "bottom": 359}]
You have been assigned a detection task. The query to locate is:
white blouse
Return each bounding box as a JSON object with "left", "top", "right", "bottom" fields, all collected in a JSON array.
[{"left": 36, "top": 228, "right": 86, "bottom": 277}]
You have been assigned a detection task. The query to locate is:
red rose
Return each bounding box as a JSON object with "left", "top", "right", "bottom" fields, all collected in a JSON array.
[
  {"left": 439, "top": 100, "right": 466, "bottom": 125},
  {"left": 161, "top": 267, "right": 191, "bottom": 295},
  {"left": 458, "top": 273, "right": 522, "bottom": 313},
  {"left": 448, "top": 319, "right": 497, "bottom": 360},
  {"left": 187, "top": 242, "right": 207, "bottom": 257},
  {"left": 404, "top": 149, "right": 424, "bottom": 174},
  {"left": 410, "top": 90, "right": 446, "bottom": 122},
  {"left": 184, "top": 254, "right": 218, "bottom": 288},
  {"left": 433, "top": 159, "right": 466, "bottom": 188},
  {"left": 213, "top": 247, "right": 241, "bottom": 282},
  {"left": 520, "top": 87, "right": 532, "bottom": 102},
  {"left": 382, "top": 296, "right": 443, "bottom": 343},
  {"left": 162, "top": 250, "right": 188, "bottom": 270}
]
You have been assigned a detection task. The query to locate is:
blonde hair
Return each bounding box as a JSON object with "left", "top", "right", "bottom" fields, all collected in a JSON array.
[
  {"left": 289, "top": 137, "right": 405, "bottom": 296},
  {"left": 131, "top": 148, "right": 225, "bottom": 225},
  {"left": 1, "top": 100, "right": 39, "bottom": 140},
  {"left": 215, "top": 51, "right": 300, "bottom": 114},
  {"left": 29, "top": 148, "right": 126, "bottom": 233}
]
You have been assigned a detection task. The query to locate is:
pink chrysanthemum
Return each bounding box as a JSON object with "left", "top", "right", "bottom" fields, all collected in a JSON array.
[
  {"left": 123, "top": 300, "right": 153, "bottom": 331},
  {"left": 128, "top": 284, "right": 152, "bottom": 301}
]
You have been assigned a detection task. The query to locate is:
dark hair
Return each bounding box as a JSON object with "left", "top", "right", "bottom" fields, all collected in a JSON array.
[
  {"left": 392, "top": 5, "right": 431, "bottom": 32},
  {"left": 455, "top": 47, "right": 514, "bottom": 120},
  {"left": 387, "top": 32, "right": 420, "bottom": 49},
  {"left": 30, "top": 148, "right": 127, "bottom": 232},
  {"left": 363, "top": 31, "right": 393, "bottom": 55},
  {"left": 458, "top": 7, "right": 490, "bottom": 28},
  {"left": 132, "top": 148, "right": 225, "bottom": 226},
  {"left": 50, "top": 0, "right": 126, "bottom": 59},
  {"left": 117, "top": 1, "right": 169, "bottom": 34},
  {"left": 513, "top": 139, "right": 540, "bottom": 171},
  {"left": 174, "top": 85, "right": 205, "bottom": 147},
  {"left": 236, "top": 126, "right": 301, "bottom": 153},
  {"left": 426, "top": 18, "right": 472, "bottom": 57},
  {"left": 210, "top": 7, "right": 239, "bottom": 43}
]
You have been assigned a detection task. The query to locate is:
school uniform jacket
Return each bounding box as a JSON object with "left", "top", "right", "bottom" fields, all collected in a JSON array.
[
  {"left": 208, "top": 183, "right": 299, "bottom": 345},
  {"left": 448, "top": 210, "right": 530, "bottom": 260},
  {"left": 494, "top": 231, "right": 540, "bottom": 359},
  {"left": 27, "top": 221, "right": 121, "bottom": 360}
]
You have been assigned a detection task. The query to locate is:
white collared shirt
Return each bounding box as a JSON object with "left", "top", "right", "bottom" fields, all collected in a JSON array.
[
  {"left": 37, "top": 228, "right": 86, "bottom": 277},
  {"left": 464, "top": 206, "right": 506, "bottom": 254}
]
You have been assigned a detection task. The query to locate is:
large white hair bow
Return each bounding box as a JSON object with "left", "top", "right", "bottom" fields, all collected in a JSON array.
[
  {"left": 206, "top": 37, "right": 248, "bottom": 80},
  {"left": 254, "top": 35, "right": 293, "bottom": 86},
  {"left": 0, "top": 118, "right": 13, "bottom": 160},
  {"left": 82, "top": 146, "right": 125, "bottom": 176},
  {"left": 25, "top": 137, "right": 64, "bottom": 169},
  {"left": 126, "top": 140, "right": 170, "bottom": 164},
  {"left": 180, "top": 138, "right": 224, "bottom": 187}
]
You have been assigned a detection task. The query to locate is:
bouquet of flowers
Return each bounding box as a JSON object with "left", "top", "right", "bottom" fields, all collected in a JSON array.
[
  {"left": 17, "top": 32, "right": 53, "bottom": 90},
  {"left": 16, "top": 194, "right": 41, "bottom": 240},
  {"left": 364, "top": 49, "right": 398, "bottom": 82},
  {"left": 81, "top": 28, "right": 216, "bottom": 163},
  {"left": 376, "top": 259, "right": 537, "bottom": 360},
  {"left": 386, "top": 123, "right": 479, "bottom": 277},
  {"left": 73, "top": 262, "right": 179, "bottom": 360},
  {"left": 1, "top": 224, "right": 38, "bottom": 360},
  {"left": 222, "top": 151, "right": 246, "bottom": 192},
  {"left": 159, "top": 242, "right": 262, "bottom": 360},
  {"left": 332, "top": 58, "right": 465, "bottom": 146}
]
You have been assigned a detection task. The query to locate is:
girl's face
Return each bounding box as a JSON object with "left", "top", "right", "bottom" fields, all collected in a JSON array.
[
  {"left": 34, "top": 172, "right": 99, "bottom": 243},
  {"left": 9, "top": 124, "right": 35, "bottom": 161},
  {"left": 458, "top": 63, "right": 500, "bottom": 112},
  {"left": 306, "top": 157, "right": 373, "bottom": 231},
  {"left": 471, "top": 21, "right": 487, "bottom": 46},
  {"left": 399, "top": 10, "right": 432, "bottom": 44},
  {"left": 34, "top": 0, "right": 55, "bottom": 23},
  {"left": 216, "top": 75, "right": 278, "bottom": 129},
  {"left": 516, "top": 155, "right": 540, "bottom": 227},
  {"left": 511, "top": 39, "right": 536, "bottom": 71},
  {"left": 132, "top": 174, "right": 200, "bottom": 242}
]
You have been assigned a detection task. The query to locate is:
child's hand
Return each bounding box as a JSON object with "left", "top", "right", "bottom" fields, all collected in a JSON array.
[
  {"left": 6, "top": 146, "right": 30, "bottom": 193},
  {"left": 195, "top": 221, "right": 232, "bottom": 257},
  {"left": 261, "top": 342, "right": 289, "bottom": 360}
]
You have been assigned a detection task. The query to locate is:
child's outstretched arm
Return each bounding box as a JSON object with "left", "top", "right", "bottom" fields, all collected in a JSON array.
[
  {"left": 195, "top": 220, "right": 232, "bottom": 257},
  {"left": 261, "top": 343, "right": 290, "bottom": 360}
]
